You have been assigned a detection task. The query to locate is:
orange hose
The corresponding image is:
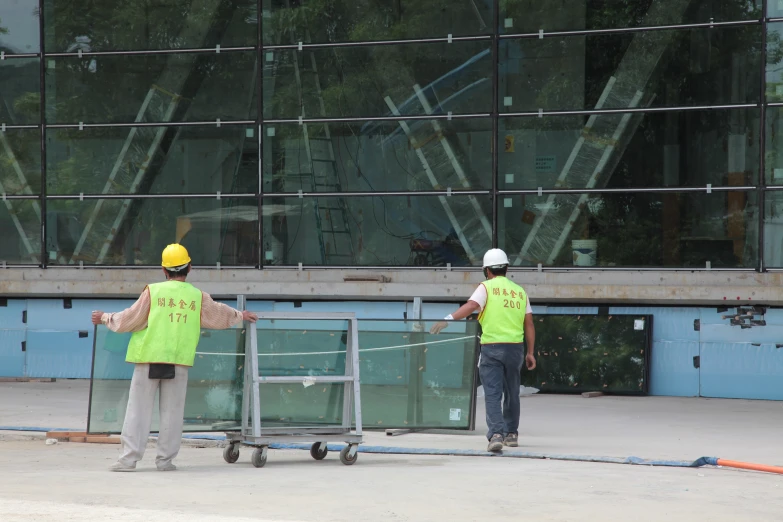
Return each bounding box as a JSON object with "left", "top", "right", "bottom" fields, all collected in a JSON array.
[{"left": 717, "top": 459, "right": 783, "bottom": 475}]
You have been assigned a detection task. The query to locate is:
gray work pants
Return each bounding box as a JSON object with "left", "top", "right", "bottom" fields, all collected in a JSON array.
[
  {"left": 117, "top": 363, "right": 189, "bottom": 468},
  {"left": 479, "top": 344, "right": 524, "bottom": 440}
]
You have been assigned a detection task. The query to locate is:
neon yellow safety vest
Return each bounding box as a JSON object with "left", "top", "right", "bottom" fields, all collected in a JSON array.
[
  {"left": 126, "top": 281, "right": 203, "bottom": 366},
  {"left": 477, "top": 276, "right": 528, "bottom": 345}
]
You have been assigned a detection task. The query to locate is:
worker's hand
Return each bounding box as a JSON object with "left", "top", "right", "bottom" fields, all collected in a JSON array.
[
  {"left": 430, "top": 321, "right": 448, "bottom": 335},
  {"left": 91, "top": 311, "right": 104, "bottom": 325},
  {"left": 525, "top": 353, "right": 536, "bottom": 371},
  {"left": 242, "top": 311, "right": 258, "bottom": 323}
]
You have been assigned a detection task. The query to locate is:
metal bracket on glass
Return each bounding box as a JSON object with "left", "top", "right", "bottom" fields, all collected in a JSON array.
[
  {"left": 78, "top": 49, "right": 82, "bottom": 58},
  {"left": 706, "top": 261, "right": 712, "bottom": 270},
  {"left": 1, "top": 193, "right": 5, "bottom": 201},
  {"left": 216, "top": 118, "right": 221, "bottom": 128},
  {"left": 298, "top": 42, "right": 303, "bottom": 51},
  {"left": 79, "top": 260, "right": 84, "bottom": 269},
  {"left": 447, "top": 263, "right": 452, "bottom": 271},
  {"left": 215, "top": 44, "right": 221, "bottom": 54},
  {"left": 446, "top": 187, "right": 452, "bottom": 196},
  {"left": 298, "top": 262, "right": 303, "bottom": 271},
  {"left": 78, "top": 122, "right": 84, "bottom": 131},
  {"left": 709, "top": 17, "right": 714, "bottom": 29},
  {"left": 216, "top": 262, "right": 221, "bottom": 270},
  {"left": 538, "top": 108, "right": 543, "bottom": 118},
  {"left": 298, "top": 116, "right": 303, "bottom": 125},
  {"left": 538, "top": 263, "right": 543, "bottom": 272},
  {"left": 1, "top": 123, "right": 4, "bottom": 132},
  {"left": 538, "top": 187, "right": 543, "bottom": 196},
  {"left": 1, "top": 52, "right": 4, "bottom": 60},
  {"left": 447, "top": 34, "right": 452, "bottom": 44},
  {"left": 706, "top": 184, "right": 712, "bottom": 194},
  {"left": 79, "top": 192, "right": 84, "bottom": 201},
  {"left": 298, "top": 189, "right": 303, "bottom": 198},
  {"left": 216, "top": 191, "right": 221, "bottom": 200},
  {"left": 539, "top": 29, "right": 544, "bottom": 39}
]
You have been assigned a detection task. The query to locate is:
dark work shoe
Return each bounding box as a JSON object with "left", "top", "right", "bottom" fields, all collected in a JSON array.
[
  {"left": 487, "top": 434, "right": 504, "bottom": 452},
  {"left": 504, "top": 433, "right": 518, "bottom": 447}
]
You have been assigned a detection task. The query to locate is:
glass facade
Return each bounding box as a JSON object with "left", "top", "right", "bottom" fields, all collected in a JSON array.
[{"left": 1, "top": 1, "right": 781, "bottom": 269}]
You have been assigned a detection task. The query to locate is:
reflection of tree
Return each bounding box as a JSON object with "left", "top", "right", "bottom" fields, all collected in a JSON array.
[
  {"left": 264, "top": 0, "right": 489, "bottom": 45},
  {"left": 521, "top": 315, "right": 648, "bottom": 394}
]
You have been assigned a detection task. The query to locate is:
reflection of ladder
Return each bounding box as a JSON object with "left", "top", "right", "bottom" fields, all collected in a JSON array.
[
  {"left": 384, "top": 88, "right": 492, "bottom": 263},
  {"left": 513, "top": 0, "right": 692, "bottom": 266},
  {"left": 291, "top": 40, "right": 355, "bottom": 265},
  {"left": 0, "top": 133, "right": 41, "bottom": 262},
  {"left": 69, "top": 85, "right": 179, "bottom": 264}
]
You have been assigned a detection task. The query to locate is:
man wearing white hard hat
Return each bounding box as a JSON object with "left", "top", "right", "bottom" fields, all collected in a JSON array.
[{"left": 431, "top": 248, "right": 535, "bottom": 452}]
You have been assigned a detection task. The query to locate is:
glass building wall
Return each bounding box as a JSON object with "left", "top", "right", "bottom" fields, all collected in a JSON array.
[{"left": 2, "top": 0, "right": 782, "bottom": 270}]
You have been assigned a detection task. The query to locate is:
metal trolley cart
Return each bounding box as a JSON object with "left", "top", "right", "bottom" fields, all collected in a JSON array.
[{"left": 223, "top": 312, "right": 363, "bottom": 467}]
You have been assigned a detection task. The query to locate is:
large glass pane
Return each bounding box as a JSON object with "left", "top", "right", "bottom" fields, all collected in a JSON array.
[
  {"left": 46, "top": 197, "right": 258, "bottom": 266},
  {"left": 500, "top": 25, "right": 761, "bottom": 113},
  {"left": 262, "top": 0, "right": 492, "bottom": 45},
  {"left": 263, "top": 41, "right": 492, "bottom": 119},
  {"left": 520, "top": 314, "right": 651, "bottom": 395},
  {"left": 0, "top": 0, "right": 40, "bottom": 53},
  {"left": 766, "top": 22, "right": 783, "bottom": 103},
  {"left": 763, "top": 191, "right": 783, "bottom": 268},
  {"left": 47, "top": 126, "right": 258, "bottom": 195},
  {"left": 0, "top": 199, "right": 41, "bottom": 264},
  {"left": 0, "top": 58, "right": 40, "bottom": 125},
  {"left": 1, "top": 129, "right": 42, "bottom": 194},
  {"left": 263, "top": 119, "right": 492, "bottom": 193},
  {"left": 500, "top": 108, "right": 760, "bottom": 190},
  {"left": 43, "top": 0, "right": 256, "bottom": 52},
  {"left": 501, "top": 0, "right": 761, "bottom": 34},
  {"left": 88, "top": 318, "right": 480, "bottom": 433},
  {"left": 263, "top": 195, "right": 492, "bottom": 266},
  {"left": 499, "top": 191, "right": 758, "bottom": 268},
  {"left": 765, "top": 107, "right": 783, "bottom": 185},
  {"left": 88, "top": 326, "right": 247, "bottom": 434},
  {"left": 45, "top": 52, "right": 258, "bottom": 124}
]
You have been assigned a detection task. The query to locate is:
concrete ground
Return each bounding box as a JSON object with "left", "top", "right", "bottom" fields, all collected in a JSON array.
[{"left": 1, "top": 380, "right": 783, "bottom": 521}]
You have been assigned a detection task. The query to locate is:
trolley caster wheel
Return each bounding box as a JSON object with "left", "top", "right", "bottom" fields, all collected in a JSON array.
[
  {"left": 339, "top": 445, "right": 358, "bottom": 466},
  {"left": 310, "top": 442, "right": 328, "bottom": 461},
  {"left": 223, "top": 443, "right": 240, "bottom": 464},
  {"left": 251, "top": 447, "right": 267, "bottom": 468}
]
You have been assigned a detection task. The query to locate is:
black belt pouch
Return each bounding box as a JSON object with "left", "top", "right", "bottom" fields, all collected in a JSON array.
[{"left": 149, "top": 363, "right": 175, "bottom": 379}]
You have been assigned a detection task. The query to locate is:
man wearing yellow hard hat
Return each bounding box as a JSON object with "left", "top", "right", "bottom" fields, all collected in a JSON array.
[
  {"left": 91, "top": 244, "right": 258, "bottom": 472},
  {"left": 430, "top": 248, "right": 536, "bottom": 453}
]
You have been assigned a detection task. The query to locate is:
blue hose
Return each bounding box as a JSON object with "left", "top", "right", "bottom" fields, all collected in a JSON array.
[{"left": 0, "top": 426, "right": 720, "bottom": 469}]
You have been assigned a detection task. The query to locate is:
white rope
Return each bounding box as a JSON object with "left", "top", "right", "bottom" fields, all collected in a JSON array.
[{"left": 194, "top": 335, "right": 476, "bottom": 358}]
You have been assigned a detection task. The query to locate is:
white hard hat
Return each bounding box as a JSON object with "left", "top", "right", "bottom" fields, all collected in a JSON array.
[{"left": 482, "top": 248, "right": 510, "bottom": 268}]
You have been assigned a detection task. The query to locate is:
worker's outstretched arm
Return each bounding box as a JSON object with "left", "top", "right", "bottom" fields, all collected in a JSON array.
[
  {"left": 430, "top": 300, "right": 480, "bottom": 334},
  {"left": 524, "top": 313, "right": 536, "bottom": 370},
  {"left": 91, "top": 288, "right": 151, "bottom": 333},
  {"left": 200, "top": 292, "right": 258, "bottom": 329}
]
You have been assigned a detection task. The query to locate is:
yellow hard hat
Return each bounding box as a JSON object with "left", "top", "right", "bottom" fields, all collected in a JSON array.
[{"left": 161, "top": 244, "right": 191, "bottom": 269}]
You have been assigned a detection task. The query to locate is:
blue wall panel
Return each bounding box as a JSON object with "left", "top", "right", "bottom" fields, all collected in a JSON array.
[
  {"left": 700, "top": 342, "right": 783, "bottom": 400},
  {"left": 0, "top": 330, "right": 26, "bottom": 377},
  {"left": 26, "top": 299, "right": 133, "bottom": 330},
  {"left": 649, "top": 341, "right": 699, "bottom": 397},
  {"left": 0, "top": 300, "right": 27, "bottom": 329},
  {"left": 26, "top": 331, "right": 94, "bottom": 378}
]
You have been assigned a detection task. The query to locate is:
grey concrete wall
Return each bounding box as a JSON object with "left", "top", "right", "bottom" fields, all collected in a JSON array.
[{"left": 0, "top": 268, "right": 778, "bottom": 305}]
